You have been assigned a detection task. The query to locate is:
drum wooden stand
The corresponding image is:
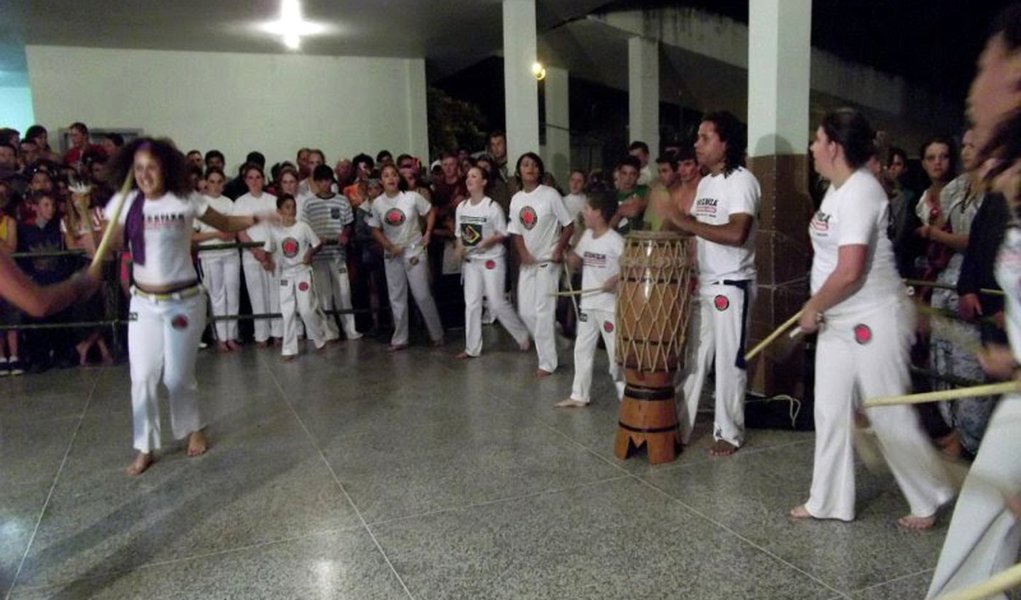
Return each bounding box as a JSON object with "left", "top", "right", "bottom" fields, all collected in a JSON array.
[{"left": 614, "top": 231, "right": 693, "bottom": 464}]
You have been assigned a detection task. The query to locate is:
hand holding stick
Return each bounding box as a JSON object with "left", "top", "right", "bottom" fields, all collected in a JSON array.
[
  {"left": 89, "top": 171, "right": 135, "bottom": 275},
  {"left": 744, "top": 310, "right": 804, "bottom": 362}
]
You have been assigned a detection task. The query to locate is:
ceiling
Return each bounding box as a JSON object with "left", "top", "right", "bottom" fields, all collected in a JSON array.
[{"left": 0, "top": 0, "right": 612, "bottom": 85}]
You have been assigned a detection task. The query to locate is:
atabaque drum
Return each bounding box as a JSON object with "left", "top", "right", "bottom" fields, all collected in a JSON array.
[{"left": 614, "top": 231, "right": 694, "bottom": 464}]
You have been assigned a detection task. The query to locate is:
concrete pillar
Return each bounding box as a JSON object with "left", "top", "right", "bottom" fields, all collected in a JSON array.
[
  {"left": 745, "top": 0, "right": 814, "bottom": 397},
  {"left": 405, "top": 58, "right": 429, "bottom": 161},
  {"left": 628, "top": 37, "right": 659, "bottom": 156},
  {"left": 543, "top": 66, "right": 570, "bottom": 186},
  {"left": 503, "top": 0, "right": 540, "bottom": 169}
]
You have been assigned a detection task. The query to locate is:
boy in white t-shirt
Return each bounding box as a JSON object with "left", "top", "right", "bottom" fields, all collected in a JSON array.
[
  {"left": 557, "top": 192, "right": 626, "bottom": 407},
  {"left": 263, "top": 194, "right": 329, "bottom": 360}
]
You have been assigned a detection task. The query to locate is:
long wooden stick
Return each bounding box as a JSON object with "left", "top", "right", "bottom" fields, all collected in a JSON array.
[
  {"left": 90, "top": 171, "right": 134, "bottom": 272},
  {"left": 550, "top": 286, "right": 603, "bottom": 297},
  {"left": 744, "top": 310, "right": 803, "bottom": 362},
  {"left": 937, "top": 561, "right": 1021, "bottom": 600},
  {"left": 866, "top": 381, "right": 1021, "bottom": 407},
  {"left": 904, "top": 278, "right": 1005, "bottom": 297}
]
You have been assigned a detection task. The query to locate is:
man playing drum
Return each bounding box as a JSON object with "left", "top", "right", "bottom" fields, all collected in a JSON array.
[{"left": 664, "top": 111, "right": 761, "bottom": 457}]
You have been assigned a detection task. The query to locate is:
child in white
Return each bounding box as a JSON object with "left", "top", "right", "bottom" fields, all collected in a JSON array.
[
  {"left": 367, "top": 165, "right": 444, "bottom": 349},
  {"left": 193, "top": 170, "right": 241, "bottom": 350},
  {"left": 263, "top": 195, "right": 328, "bottom": 359},
  {"left": 507, "top": 154, "right": 574, "bottom": 376},
  {"left": 234, "top": 166, "right": 281, "bottom": 344},
  {"left": 454, "top": 166, "right": 529, "bottom": 358},
  {"left": 558, "top": 194, "right": 625, "bottom": 407}
]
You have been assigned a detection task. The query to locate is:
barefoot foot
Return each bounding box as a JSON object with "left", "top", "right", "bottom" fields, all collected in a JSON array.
[
  {"left": 555, "top": 398, "right": 588, "bottom": 408},
  {"left": 709, "top": 439, "right": 739, "bottom": 457},
  {"left": 186, "top": 430, "right": 208, "bottom": 457},
  {"left": 790, "top": 504, "right": 813, "bottom": 519},
  {"left": 217, "top": 342, "right": 231, "bottom": 353},
  {"left": 897, "top": 514, "right": 936, "bottom": 530},
  {"left": 534, "top": 369, "right": 553, "bottom": 379},
  {"left": 454, "top": 351, "right": 474, "bottom": 360},
  {"left": 126, "top": 452, "right": 153, "bottom": 476},
  {"left": 226, "top": 339, "right": 242, "bottom": 351}
]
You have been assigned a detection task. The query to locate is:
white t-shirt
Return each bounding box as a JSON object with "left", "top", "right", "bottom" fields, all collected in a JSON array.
[
  {"left": 809, "top": 169, "right": 902, "bottom": 317},
  {"left": 691, "top": 167, "right": 760, "bottom": 282},
  {"left": 366, "top": 191, "right": 431, "bottom": 247},
  {"left": 104, "top": 190, "right": 209, "bottom": 288},
  {"left": 562, "top": 192, "right": 586, "bottom": 221},
  {"left": 995, "top": 226, "right": 1021, "bottom": 362},
  {"left": 507, "top": 184, "right": 573, "bottom": 261},
  {"left": 194, "top": 194, "right": 238, "bottom": 260},
  {"left": 455, "top": 196, "right": 506, "bottom": 260},
  {"left": 574, "top": 228, "right": 624, "bottom": 313},
  {"left": 264, "top": 221, "right": 321, "bottom": 274},
  {"left": 233, "top": 192, "right": 277, "bottom": 245}
]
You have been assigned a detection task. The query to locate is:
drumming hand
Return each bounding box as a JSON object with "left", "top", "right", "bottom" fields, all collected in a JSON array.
[
  {"left": 977, "top": 344, "right": 1016, "bottom": 380},
  {"left": 601, "top": 275, "right": 619, "bottom": 293},
  {"left": 798, "top": 303, "right": 822, "bottom": 334}
]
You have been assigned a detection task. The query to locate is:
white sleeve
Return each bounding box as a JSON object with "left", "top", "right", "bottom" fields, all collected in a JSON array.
[
  {"left": 263, "top": 228, "right": 276, "bottom": 253},
  {"left": 103, "top": 191, "right": 134, "bottom": 225},
  {"left": 726, "top": 171, "right": 760, "bottom": 217},
  {"left": 366, "top": 204, "right": 381, "bottom": 229},
  {"left": 413, "top": 192, "right": 432, "bottom": 217},
  {"left": 491, "top": 201, "right": 508, "bottom": 236},
  {"left": 340, "top": 198, "right": 354, "bottom": 227},
  {"left": 573, "top": 231, "right": 590, "bottom": 259},
  {"left": 304, "top": 223, "right": 321, "bottom": 247},
  {"left": 836, "top": 189, "right": 878, "bottom": 246},
  {"left": 552, "top": 190, "right": 573, "bottom": 227},
  {"left": 506, "top": 196, "right": 522, "bottom": 236},
  {"left": 454, "top": 204, "right": 464, "bottom": 240}
]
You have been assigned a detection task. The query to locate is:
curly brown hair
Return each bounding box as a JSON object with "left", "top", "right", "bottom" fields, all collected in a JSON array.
[{"left": 107, "top": 137, "right": 192, "bottom": 197}]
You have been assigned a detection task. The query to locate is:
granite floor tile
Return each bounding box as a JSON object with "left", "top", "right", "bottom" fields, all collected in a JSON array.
[
  {"left": 16, "top": 444, "right": 360, "bottom": 589},
  {"left": 0, "top": 416, "right": 79, "bottom": 486},
  {"left": 0, "top": 481, "right": 51, "bottom": 593},
  {"left": 642, "top": 441, "right": 950, "bottom": 593},
  {"left": 372, "top": 477, "right": 838, "bottom": 600},
  {"left": 850, "top": 569, "right": 934, "bottom": 599},
  {"left": 10, "top": 528, "right": 409, "bottom": 600}
]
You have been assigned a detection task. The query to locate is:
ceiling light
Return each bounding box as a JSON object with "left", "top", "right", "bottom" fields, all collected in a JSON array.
[
  {"left": 531, "top": 61, "right": 546, "bottom": 81},
  {"left": 260, "top": 0, "right": 329, "bottom": 50}
]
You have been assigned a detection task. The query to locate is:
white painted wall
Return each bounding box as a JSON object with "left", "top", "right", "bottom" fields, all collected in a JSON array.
[
  {"left": 0, "top": 86, "right": 36, "bottom": 133},
  {"left": 26, "top": 46, "right": 428, "bottom": 171}
]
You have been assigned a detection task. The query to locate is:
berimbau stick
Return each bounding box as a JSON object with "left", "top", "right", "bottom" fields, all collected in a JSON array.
[
  {"left": 90, "top": 171, "right": 135, "bottom": 273},
  {"left": 866, "top": 381, "right": 1021, "bottom": 407},
  {"left": 938, "top": 562, "right": 1021, "bottom": 600},
  {"left": 744, "top": 310, "right": 803, "bottom": 362}
]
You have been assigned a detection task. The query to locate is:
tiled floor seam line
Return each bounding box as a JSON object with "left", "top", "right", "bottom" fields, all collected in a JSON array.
[
  {"left": 263, "top": 356, "right": 417, "bottom": 600},
  {"left": 6, "top": 374, "right": 100, "bottom": 600},
  {"left": 629, "top": 473, "right": 850, "bottom": 598},
  {"left": 362, "top": 474, "right": 633, "bottom": 528},
  {"left": 849, "top": 567, "right": 934, "bottom": 594},
  {"left": 6, "top": 524, "right": 369, "bottom": 594}
]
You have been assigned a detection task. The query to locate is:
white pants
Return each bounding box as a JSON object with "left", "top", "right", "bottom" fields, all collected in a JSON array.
[
  {"left": 807, "top": 300, "right": 954, "bottom": 521},
  {"left": 242, "top": 255, "right": 282, "bottom": 342},
  {"left": 678, "top": 282, "right": 753, "bottom": 447},
  {"left": 676, "top": 297, "right": 708, "bottom": 444},
  {"left": 463, "top": 256, "right": 528, "bottom": 356},
  {"left": 200, "top": 254, "right": 240, "bottom": 342},
  {"left": 279, "top": 268, "right": 328, "bottom": 356},
  {"left": 570, "top": 309, "right": 625, "bottom": 403},
  {"left": 312, "top": 256, "right": 360, "bottom": 340},
  {"left": 384, "top": 251, "right": 444, "bottom": 346},
  {"left": 128, "top": 289, "right": 207, "bottom": 453},
  {"left": 517, "top": 262, "right": 561, "bottom": 373},
  {"left": 926, "top": 396, "right": 1021, "bottom": 599}
]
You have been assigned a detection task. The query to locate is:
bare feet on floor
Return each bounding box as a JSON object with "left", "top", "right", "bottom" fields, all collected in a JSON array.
[
  {"left": 454, "top": 352, "right": 474, "bottom": 360},
  {"left": 709, "top": 439, "right": 739, "bottom": 457},
  {"left": 535, "top": 369, "right": 553, "bottom": 379},
  {"left": 186, "top": 430, "right": 208, "bottom": 457},
  {"left": 388, "top": 343, "right": 407, "bottom": 352},
  {"left": 75, "top": 342, "right": 89, "bottom": 366},
  {"left": 126, "top": 452, "right": 153, "bottom": 476},
  {"left": 555, "top": 398, "right": 587, "bottom": 408},
  {"left": 789, "top": 504, "right": 813, "bottom": 519},
  {"left": 217, "top": 342, "right": 231, "bottom": 353},
  {"left": 282, "top": 354, "right": 296, "bottom": 362},
  {"left": 897, "top": 514, "right": 936, "bottom": 530},
  {"left": 226, "top": 339, "right": 242, "bottom": 351}
]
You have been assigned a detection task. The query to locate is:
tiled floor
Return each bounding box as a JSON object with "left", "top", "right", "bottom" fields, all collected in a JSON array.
[{"left": 1, "top": 327, "right": 957, "bottom": 599}]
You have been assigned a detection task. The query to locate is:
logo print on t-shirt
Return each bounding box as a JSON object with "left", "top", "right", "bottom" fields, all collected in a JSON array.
[
  {"left": 714, "top": 295, "right": 729, "bottom": 311},
  {"left": 298, "top": 281, "right": 310, "bottom": 292},
  {"left": 282, "top": 238, "right": 300, "bottom": 258},
  {"left": 385, "top": 208, "right": 406, "bottom": 226},
  {"left": 603, "top": 321, "right": 614, "bottom": 333},
  {"left": 853, "top": 324, "right": 872, "bottom": 345},
  {"left": 810, "top": 211, "right": 831, "bottom": 232},
  {"left": 485, "top": 259, "right": 496, "bottom": 270},
  {"left": 461, "top": 223, "right": 482, "bottom": 245},
  {"left": 171, "top": 314, "right": 189, "bottom": 330},
  {"left": 330, "top": 208, "right": 341, "bottom": 219},
  {"left": 519, "top": 206, "right": 538, "bottom": 230}
]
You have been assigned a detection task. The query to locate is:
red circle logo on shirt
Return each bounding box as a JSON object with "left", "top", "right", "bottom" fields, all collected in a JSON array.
[
  {"left": 603, "top": 321, "right": 614, "bottom": 333},
  {"left": 853, "top": 324, "right": 872, "bottom": 345},
  {"left": 298, "top": 281, "right": 310, "bottom": 292},
  {"left": 282, "top": 237, "right": 299, "bottom": 258},
  {"left": 385, "top": 208, "right": 406, "bottom": 226},
  {"left": 519, "top": 206, "right": 538, "bottom": 230},
  {"left": 714, "top": 295, "right": 729, "bottom": 311},
  {"left": 485, "top": 259, "right": 496, "bottom": 270},
  {"left": 171, "top": 314, "right": 189, "bottom": 330}
]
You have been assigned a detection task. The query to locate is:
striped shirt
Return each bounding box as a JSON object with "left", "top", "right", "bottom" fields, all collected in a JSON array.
[{"left": 301, "top": 193, "right": 354, "bottom": 261}]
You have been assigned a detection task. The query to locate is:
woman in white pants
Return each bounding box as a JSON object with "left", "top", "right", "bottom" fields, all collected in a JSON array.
[
  {"left": 234, "top": 164, "right": 281, "bottom": 347},
  {"left": 927, "top": 9, "right": 1021, "bottom": 596},
  {"left": 367, "top": 164, "right": 444, "bottom": 351},
  {"left": 103, "top": 137, "right": 275, "bottom": 476},
  {"left": 507, "top": 152, "right": 575, "bottom": 377},
  {"left": 791, "top": 109, "right": 953, "bottom": 527},
  {"left": 454, "top": 166, "right": 529, "bottom": 359},
  {"left": 193, "top": 167, "right": 241, "bottom": 352}
]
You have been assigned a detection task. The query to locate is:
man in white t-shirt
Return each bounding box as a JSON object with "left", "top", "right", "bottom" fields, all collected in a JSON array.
[{"left": 664, "top": 111, "right": 761, "bottom": 457}]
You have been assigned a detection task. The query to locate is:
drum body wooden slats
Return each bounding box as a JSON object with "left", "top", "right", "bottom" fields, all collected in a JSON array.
[{"left": 613, "top": 231, "right": 693, "bottom": 464}]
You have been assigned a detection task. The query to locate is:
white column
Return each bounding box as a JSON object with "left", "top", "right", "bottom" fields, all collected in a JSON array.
[
  {"left": 503, "top": 0, "right": 540, "bottom": 168},
  {"left": 543, "top": 66, "right": 570, "bottom": 186},
  {"left": 628, "top": 37, "right": 659, "bottom": 157},
  {"left": 405, "top": 58, "right": 429, "bottom": 161},
  {"left": 748, "top": 0, "right": 811, "bottom": 157}
]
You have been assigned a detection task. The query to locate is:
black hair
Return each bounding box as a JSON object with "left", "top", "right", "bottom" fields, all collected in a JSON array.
[
  {"left": 587, "top": 190, "right": 618, "bottom": 224},
  {"left": 245, "top": 151, "right": 266, "bottom": 168},
  {"left": 204, "top": 149, "right": 224, "bottom": 165},
  {"left": 277, "top": 193, "right": 296, "bottom": 209},
  {"left": 108, "top": 137, "right": 192, "bottom": 197},
  {"left": 352, "top": 153, "right": 374, "bottom": 171},
  {"left": 617, "top": 155, "right": 641, "bottom": 171},
  {"left": 376, "top": 149, "right": 393, "bottom": 163},
  {"left": 69, "top": 122, "right": 88, "bottom": 135},
  {"left": 242, "top": 162, "right": 265, "bottom": 181},
  {"left": 628, "top": 140, "right": 650, "bottom": 155},
  {"left": 204, "top": 166, "right": 225, "bottom": 180},
  {"left": 308, "top": 149, "right": 326, "bottom": 164},
  {"left": 25, "top": 124, "right": 47, "bottom": 143},
  {"left": 396, "top": 153, "right": 414, "bottom": 165},
  {"left": 105, "top": 133, "right": 125, "bottom": 147},
  {"left": 514, "top": 152, "right": 546, "bottom": 183},
  {"left": 655, "top": 154, "right": 679, "bottom": 170},
  {"left": 488, "top": 130, "right": 506, "bottom": 141},
  {"left": 820, "top": 108, "right": 876, "bottom": 170},
  {"left": 186, "top": 149, "right": 202, "bottom": 158},
  {"left": 887, "top": 146, "right": 907, "bottom": 167},
  {"left": 312, "top": 164, "right": 335, "bottom": 182},
  {"left": 918, "top": 135, "right": 959, "bottom": 180},
  {"left": 380, "top": 163, "right": 409, "bottom": 192},
  {"left": 674, "top": 141, "right": 696, "bottom": 162},
  {"left": 701, "top": 110, "right": 747, "bottom": 175}
]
